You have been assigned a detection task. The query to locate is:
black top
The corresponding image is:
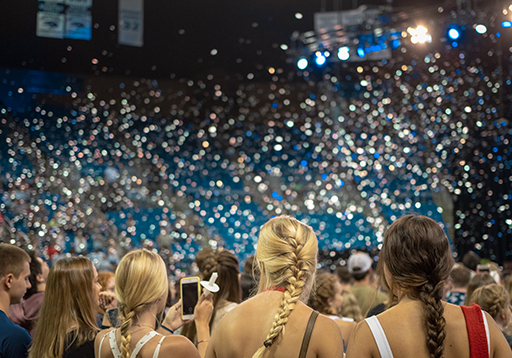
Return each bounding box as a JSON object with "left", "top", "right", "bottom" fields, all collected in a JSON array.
[{"left": 63, "top": 335, "right": 95, "bottom": 358}]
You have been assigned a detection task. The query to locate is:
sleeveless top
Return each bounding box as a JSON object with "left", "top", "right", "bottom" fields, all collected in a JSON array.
[
  {"left": 364, "top": 304, "right": 491, "bottom": 358},
  {"left": 98, "top": 330, "right": 166, "bottom": 358}
]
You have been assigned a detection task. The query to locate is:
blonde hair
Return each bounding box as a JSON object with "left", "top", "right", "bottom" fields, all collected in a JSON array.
[
  {"left": 469, "top": 283, "right": 509, "bottom": 319},
  {"left": 252, "top": 216, "right": 317, "bottom": 358},
  {"left": 308, "top": 271, "right": 339, "bottom": 316},
  {"left": 29, "top": 257, "right": 98, "bottom": 358},
  {"left": 115, "top": 249, "right": 168, "bottom": 358}
]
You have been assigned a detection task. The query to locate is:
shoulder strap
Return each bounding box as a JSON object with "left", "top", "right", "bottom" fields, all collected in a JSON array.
[
  {"left": 481, "top": 310, "right": 490, "bottom": 358},
  {"left": 364, "top": 316, "right": 394, "bottom": 358},
  {"left": 152, "top": 335, "right": 166, "bottom": 358},
  {"left": 130, "top": 331, "right": 159, "bottom": 358},
  {"left": 109, "top": 330, "right": 122, "bottom": 358},
  {"left": 298, "top": 311, "right": 319, "bottom": 358},
  {"left": 460, "top": 304, "right": 490, "bottom": 358},
  {"left": 98, "top": 331, "right": 111, "bottom": 358}
]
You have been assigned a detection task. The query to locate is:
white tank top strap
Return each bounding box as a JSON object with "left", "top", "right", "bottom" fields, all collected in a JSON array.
[
  {"left": 152, "top": 335, "right": 166, "bottom": 358},
  {"left": 130, "top": 331, "right": 159, "bottom": 358},
  {"left": 98, "top": 331, "right": 111, "bottom": 358},
  {"left": 364, "top": 316, "right": 394, "bottom": 358},
  {"left": 481, "top": 310, "right": 491, "bottom": 358},
  {"left": 109, "top": 330, "right": 122, "bottom": 358}
]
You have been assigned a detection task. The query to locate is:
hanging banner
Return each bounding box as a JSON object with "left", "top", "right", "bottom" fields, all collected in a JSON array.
[
  {"left": 65, "top": 4, "right": 92, "bottom": 40},
  {"left": 118, "top": 0, "right": 144, "bottom": 47},
  {"left": 37, "top": 0, "right": 66, "bottom": 39}
]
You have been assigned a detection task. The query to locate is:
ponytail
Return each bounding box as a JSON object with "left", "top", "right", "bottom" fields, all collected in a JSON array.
[{"left": 417, "top": 281, "right": 446, "bottom": 358}]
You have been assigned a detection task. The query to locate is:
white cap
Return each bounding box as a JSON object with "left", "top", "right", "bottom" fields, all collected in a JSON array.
[{"left": 347, "top": 252, "right": 372, "bottom": 274}]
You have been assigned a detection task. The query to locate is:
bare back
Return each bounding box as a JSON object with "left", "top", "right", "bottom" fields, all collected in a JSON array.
[
  {"left": 205, "top": 292, "right": 344, "bottom": 358},
  {"left": 347, "top": 301, "right": 512, "bottom": 358}
]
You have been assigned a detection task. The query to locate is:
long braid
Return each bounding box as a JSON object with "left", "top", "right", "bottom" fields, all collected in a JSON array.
[
  {"left": 417, "top": 281, "right": 446, "bottom": 358},
  {"left": 252, "top": 225, "right": 313, "bottom": 358},
  {"left": 119, "top": 306, "right": 136, "bottom": 358}
]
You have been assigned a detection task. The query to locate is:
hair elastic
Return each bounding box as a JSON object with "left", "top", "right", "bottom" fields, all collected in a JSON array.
[{"left": 264, "top": 340, "right": 272, "bottom": 348}]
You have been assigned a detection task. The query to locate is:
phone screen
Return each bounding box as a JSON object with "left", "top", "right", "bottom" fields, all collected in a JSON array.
[{"left": 182, "top": 281, "right": 199, "bottom": 316}]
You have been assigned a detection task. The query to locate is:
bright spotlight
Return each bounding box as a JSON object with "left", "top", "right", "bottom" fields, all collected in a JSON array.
[
  {"left": 410, "top": 26, "right": 432, "bottom": 44},
  {"left": 315, "top": 52, "right": 327, "bottom": 66},
  {"left": 448, "top": 28, "right": 461, "bottom": 40},
  {"left": 356, "top": 47, "right": 366, "bottom": 58},
  {"left": 297, "top": 58, "right": 308, "bottom": 70},
  {"left": 502, "top": 20, "right": 512, "bottom": 28},
  {"left": 337, "top": 47, "right": 350, "bottom": 61},
  {"left": 475, "top": 24, "right": 487, "bottom": 34}
]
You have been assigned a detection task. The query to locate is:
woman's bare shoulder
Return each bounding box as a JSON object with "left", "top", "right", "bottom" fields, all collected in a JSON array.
[{"left": 160, "top": 335, "right": 201, "bottom": 357}]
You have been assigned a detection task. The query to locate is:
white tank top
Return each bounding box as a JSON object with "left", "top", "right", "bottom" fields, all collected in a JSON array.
[{"left": 364, "top": 312, "right": 490, "bottom": 358}]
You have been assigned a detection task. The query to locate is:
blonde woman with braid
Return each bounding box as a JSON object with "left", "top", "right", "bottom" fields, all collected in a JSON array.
[
  {"left": 95, "top": 249, "right": 214, "bottom": 358},
  {"left": 347, "top": 215, "right": 511, "bottom": 358},
  {"left": 205, "top": 215, "right": 344, "bottom": 358},
  {"left": 469, "top": 284, "right": 512, "bottom": 349},
  {"left": 308, "top": 271, "right": 356, "bottom": 345}
]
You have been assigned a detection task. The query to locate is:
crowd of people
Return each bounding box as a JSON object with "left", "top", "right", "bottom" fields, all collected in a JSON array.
[{"left": 1, "top": 214, "right": 512, "bottom": 358}]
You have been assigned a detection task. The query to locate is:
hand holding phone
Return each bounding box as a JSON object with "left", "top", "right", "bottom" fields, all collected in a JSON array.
[{"left": 180, "top": 276, "right": 200, "bottom": 320}]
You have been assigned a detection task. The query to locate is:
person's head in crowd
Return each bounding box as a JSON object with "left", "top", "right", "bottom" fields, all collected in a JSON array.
[
  {"left": 347, "top": 252, "right": 373, "bottom": 282},
  {"left": 504, "top": 274, "right": 512, "bottom": 300},
  {"left": 199, "top": 249, "right": 241, "bottom": 310},
  {"left": 195, "top": 247, "right": 214, "bottom": 279},
  {"left": 464, "top": 273, "right": 496, "bottom": 306},
  {"left": 0, "top": 243, "right": 31, "bottom": 309},
  {"left": 114, "top": 249, "right": 168, "bottom": 358},
  {"left": 241, "top": 255, "right": 258, "bottom": 301},
  {"left": 470, "top": 284, "right": 511, "bottom": 330},
  {"left": 244, "top": 255, "right": 255, "bottom": 275},
  {"left": 462, "top": 251, "right": 481, "bottom": 271},
  {"left": 29, "top": 256, "right": 100, "bottom": 358},
  {"left": 449, "top": 264, "right": 472, "bottom": 292},
  {"left": 98, "top": 271, "right": 115, "bottom": 294},
  {"left": 253, "top": 215, "right": 317, "bottom": 357},
  {"left": 379, "top": 215, "right": 454, "bottom": 358},
  {"left": 308, "top": 271, "right": 344, "bottom": 316},
  {"left": 335, "top": 265, "right": 353, "bottom": 287}
]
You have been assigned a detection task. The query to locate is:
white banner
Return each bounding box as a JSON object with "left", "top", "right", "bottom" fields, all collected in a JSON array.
[
  {"left": 118, "top": 0, "right": 144, "bottom": 47},
  {"left": 65, "top": 0, "right": 92, "bottom": 6},
  {"left": 65, "top": 5, "right": 92, "bottom": 40},
  {"left": 37, "top": 0, "right": 65, "bottom": 39}
]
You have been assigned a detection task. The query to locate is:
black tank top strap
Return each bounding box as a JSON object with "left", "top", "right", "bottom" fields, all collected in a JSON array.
[{"left": 298, "top": 310, "right": 319, "bottom": 358}]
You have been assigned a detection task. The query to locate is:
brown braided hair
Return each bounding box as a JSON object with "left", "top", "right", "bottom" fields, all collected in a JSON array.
[
  {"left": 308, "top": 271, "right": 339, "bottom": 316},
  {"left": 380, "top": 215, "right": 454, "bottom": 358},
  {"left": 252, "top": 216, "right": 317, "bottom": 358},
  {"left": 470, "top": 283, "right": 509, "bottom": 320}
]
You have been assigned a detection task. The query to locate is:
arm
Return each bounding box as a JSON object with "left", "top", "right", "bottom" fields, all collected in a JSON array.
[
  {"left": 5, "top": 327, "right": 31, "bottom": 358},
  {"left": 194, "top": 293, "right": 214, "bottom": 358},
  {"left": 346, "top": 321, "right": 376, "bottom": 358},
  {"left": 485, "top": 311, "right": 512, "bottom": 357},
  {"left": 315, "top": 316, "right": 344, "bottom": 358}
]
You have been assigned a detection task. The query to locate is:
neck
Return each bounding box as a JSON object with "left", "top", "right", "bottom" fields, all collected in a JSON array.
[
  {"left": 353, "top": 276, "right": 371, "bottom": 286},
  {"left": 451, "top": 287, "right": 466, "bottom": 294},
  {"left": 133, "top": 309, "right": 158, "bottom": 329},
  {"left": 0, "top": 291, "right": 11, "bottom": 314}
]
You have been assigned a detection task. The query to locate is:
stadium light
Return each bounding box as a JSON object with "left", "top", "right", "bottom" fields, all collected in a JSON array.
[
  {"left": 337, "top": 47, "right": 350, "bottom": 61},
  {"left": 297, "top": 57, "right": 308, "bottom": 70}
]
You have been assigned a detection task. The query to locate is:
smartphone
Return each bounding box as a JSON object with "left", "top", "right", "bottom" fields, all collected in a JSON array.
[{"left": 180, "top": 276, "right": 200, "bottom": 320}]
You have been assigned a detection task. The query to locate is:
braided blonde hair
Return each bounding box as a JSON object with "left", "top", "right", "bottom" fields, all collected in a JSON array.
[
  {"left": 252, "top": 216, "right": 317, "bottom": 358},
  {"left": 470, "top": 283, "right": 509, "bottom": 320},
  {"left": 115, "top": 249, "right": 168, "bottom": 358}
]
